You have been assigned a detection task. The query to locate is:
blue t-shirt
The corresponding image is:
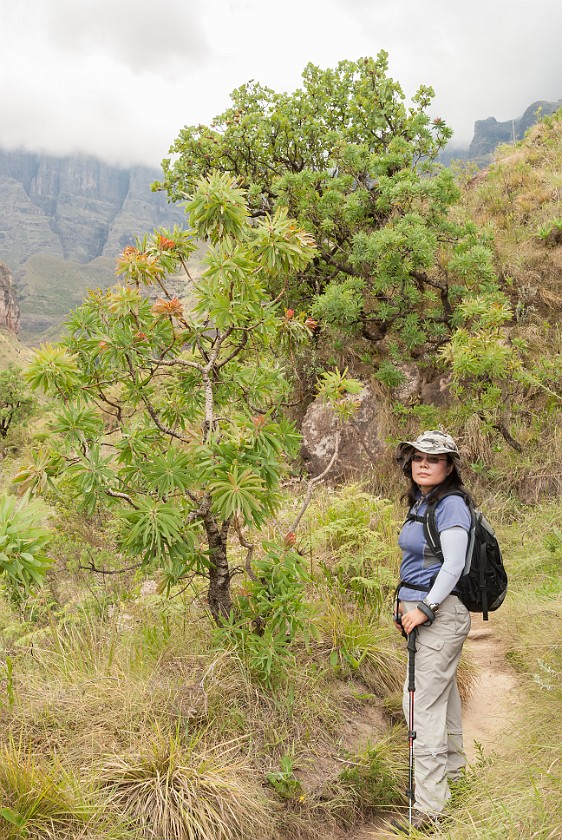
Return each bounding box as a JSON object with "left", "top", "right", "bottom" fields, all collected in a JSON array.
[{"left": 398, "top": 494, "right": 471, "bottom": 601}]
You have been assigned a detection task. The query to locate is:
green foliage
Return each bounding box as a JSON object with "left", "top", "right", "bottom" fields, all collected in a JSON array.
[
  {"left": 374, "top": 361, "right": 408, "bottom": 389},
  {"left": 0, "top": 493, "right": 52, "bottom": 595},
  {"left": 316, "top": 368, "right": 363, "bottom": 423},
  {"left": 318, "top": 601, "right": 404, "bottom": 696},
  {"left": 158, "top": 52, "right": 506, "bottom": 378},
  {"left": 307, "top": 487, "right": 400, "bottom": 613},
  {"left": 0, "top": 738, "right": 95, "bottom": 839},
  {"left": 120, "top": 498, "right": 198, "bottom": 569},
  {"left": 266, "top": 749, "right": 303, "bottom": 800},
  {"left": 536, "top": 217, "right": 562, "bottom": 244},
  {"left": 0, "top": 366, "right": 35, "bottom": 439},
  {"left": 25, "top": 343, "right": 80, "bottom": 397},
  {"left": 215, "top": 539, "right": 317, "bottom": 688},
  {"left": 21, "top": 174, "right": 323, "bottom": 622},
  {"left": 337, "top": 735, "right": 405, "bottom": 813}
]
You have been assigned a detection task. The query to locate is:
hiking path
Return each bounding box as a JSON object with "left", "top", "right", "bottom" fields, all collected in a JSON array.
[{"left": 339, "top": 616, "right": 519, "bottom": 839}]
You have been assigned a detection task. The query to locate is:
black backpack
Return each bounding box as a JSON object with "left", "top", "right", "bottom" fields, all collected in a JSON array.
[{"left": 407, "top": 491, "right": 508, "bottom": 620}]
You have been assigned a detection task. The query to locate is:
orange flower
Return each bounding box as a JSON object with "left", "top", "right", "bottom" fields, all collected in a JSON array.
[
  {"left": 158, "top": 235, "right": 176, "bottom": 251},
  {"left": 285, "top": 308, "right": 295, "bottom": 320},
  {"left": 152, "top": 297, "right": 184, "bottom": 318},
  {"left": 305, "top": 317, "right": 319, "bottom": 332},
  {"left": 283, "top": 531, "right": 296, "bottom": 547},
  {"left": 252, "top": 415, "right": 266, "bottom": 430}
]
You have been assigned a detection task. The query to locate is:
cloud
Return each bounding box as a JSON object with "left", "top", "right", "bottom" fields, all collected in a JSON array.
[
  {"left": 11, "top": 0, "right": 210, "bottom": 75},
  {"left": 328, "top": 0, "right": 562, "bottom": 144},
  {"left": 0, "top": 0, "right": 559, "bottom": 164}
]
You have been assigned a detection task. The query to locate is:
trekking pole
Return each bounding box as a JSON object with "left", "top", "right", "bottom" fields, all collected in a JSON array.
[{"left": 406, "top": 629, "right": 417, "bottom": 829}]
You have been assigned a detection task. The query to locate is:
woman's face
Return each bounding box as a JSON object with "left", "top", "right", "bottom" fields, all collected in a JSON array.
[{"left": 411, "top": 449, "right": 452, "bottom": 494}]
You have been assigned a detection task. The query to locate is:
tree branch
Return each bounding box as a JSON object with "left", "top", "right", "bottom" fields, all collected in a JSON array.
[
  {"left": 291, "top": 430, "right": 341, "bottom": 532},
  {"left": 233, "top": 516, "right": 257, "bottom": 581},
  {"left": 79, "top": 556, "right": 142, "bottom": 575},
  {"left": 105, "top": 488, "right": 139, "bottom": 508}
]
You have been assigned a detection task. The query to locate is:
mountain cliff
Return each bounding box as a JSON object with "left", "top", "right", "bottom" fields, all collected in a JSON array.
[
  {"left": 0, "top": 261, "right": 20, "bottom": 333},
  {"left": 468, "top": 99, "right": 562, "bottom": 160},
  {"left": 0, "top": 150, "right": 186, "bottom": 343},
  {"left": 0, "top": 150, "right": 184, "bottom": 270}
]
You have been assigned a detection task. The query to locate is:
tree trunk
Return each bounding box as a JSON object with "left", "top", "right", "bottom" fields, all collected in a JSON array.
[{"left": 204, "top": 514, "right": 232, "bottom": 622}]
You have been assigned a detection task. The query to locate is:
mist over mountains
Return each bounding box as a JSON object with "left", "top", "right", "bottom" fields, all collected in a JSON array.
[
  {"left": 440, "top": 98, "right": 562, "bottom": 165},
  {"left": 0, "top": 151, "right": 184, "bottom": 270}
]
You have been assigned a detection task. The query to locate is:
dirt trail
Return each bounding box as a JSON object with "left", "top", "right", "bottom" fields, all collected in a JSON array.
[{"left": 343, "top": 616, "right": 519, "bottom": 839}]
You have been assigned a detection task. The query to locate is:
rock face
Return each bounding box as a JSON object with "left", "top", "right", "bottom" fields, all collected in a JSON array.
[
  {"left": 0, "top": 149, "right": 184, "bottom": 270},
  {"left": 0, "top": 261, "right": 20, "bottom": 333},
  {"left": 301, "top": 372, "right": 455, "bottom": 481},
  {"left": 469, "top": 99, "right": 562, "bottom": 160},
  {"left": 301, "top": 384, "right": 387, "bottom": 482}
]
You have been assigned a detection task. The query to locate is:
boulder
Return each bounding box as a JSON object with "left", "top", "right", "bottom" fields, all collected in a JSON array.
[
  {"left": 301, "top": 371, "right": 455, "bottom": 481},
  {"left": 301, "top": 384, "right": 387, "bottom": 481}
]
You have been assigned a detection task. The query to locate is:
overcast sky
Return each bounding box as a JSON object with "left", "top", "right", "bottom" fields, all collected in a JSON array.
[{"left": 1, "top": 0, "right": 560, "bottom": 169}]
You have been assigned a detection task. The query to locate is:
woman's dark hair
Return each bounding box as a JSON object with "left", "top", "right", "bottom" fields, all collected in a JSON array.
[{"left": 400, "top": 456, "right": 475, "bottom": 508}]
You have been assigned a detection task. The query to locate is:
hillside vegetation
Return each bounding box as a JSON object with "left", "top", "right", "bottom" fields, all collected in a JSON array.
[{"left": 0, "top": 94, "right": 560, "bottom": 839}]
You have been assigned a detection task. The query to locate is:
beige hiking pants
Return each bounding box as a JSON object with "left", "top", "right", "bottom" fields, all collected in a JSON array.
[{"left": 401, "top": 594, "right": 471, "bottom": 817}]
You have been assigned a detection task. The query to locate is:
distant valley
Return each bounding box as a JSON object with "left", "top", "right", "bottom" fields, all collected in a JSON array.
[{"left": 0, "top": 151, "right": 184, "bottom": 343}]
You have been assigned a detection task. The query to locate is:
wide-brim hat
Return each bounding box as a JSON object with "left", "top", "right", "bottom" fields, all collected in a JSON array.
[{"left": 396, "top": 429, "right": 461, "bottom": 472}]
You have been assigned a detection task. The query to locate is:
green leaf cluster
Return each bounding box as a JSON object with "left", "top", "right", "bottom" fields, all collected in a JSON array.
[
  {"left": 215, "top": 539, "right": 316, "bottom": 687},
  {"left": 0, "top": 367, "right": 35, "bottom": 439},
  {"left": 0, "top": 493, "right": 52, "bottom": 591}
]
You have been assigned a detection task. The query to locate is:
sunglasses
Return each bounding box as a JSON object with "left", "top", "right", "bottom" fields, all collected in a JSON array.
[{"left": 411, "top": 454, "right": 449, "bottom": 465}]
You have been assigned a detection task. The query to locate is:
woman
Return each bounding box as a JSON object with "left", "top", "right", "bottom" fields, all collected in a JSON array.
[{"left": 392, "top": 430, "right": 473, "bottom": 833}]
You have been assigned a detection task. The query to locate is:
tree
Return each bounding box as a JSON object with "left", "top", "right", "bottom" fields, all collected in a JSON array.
[
  {"left": 157, "top": 52, "right": 502, "bottom": 375},
  {"left": 0, "top": 366, "right": 34, "bottom": 438},
  {"left": 22, "top": 173, "right": 357, "bottom": 621}
]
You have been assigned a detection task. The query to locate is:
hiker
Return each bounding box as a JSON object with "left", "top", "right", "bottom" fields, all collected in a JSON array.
[{"left": 392, "top": 430, "right": 473, "bottom": 833}]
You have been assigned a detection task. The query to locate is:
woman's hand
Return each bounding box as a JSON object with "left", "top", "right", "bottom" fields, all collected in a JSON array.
[{"left": 399, "top": 606, "right": 429, "bottom": 635}]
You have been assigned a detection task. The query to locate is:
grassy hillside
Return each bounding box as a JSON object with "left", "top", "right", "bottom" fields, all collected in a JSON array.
[
  {"left": 16, "top": 255, "right": 116, "bottom": 345},
  {"left": 16, "top": 243, "right": 207, "bottom": 346},
  {"left": 462, "top": 110, "right": 562, "bottom": 312},
  {"left": 0, "top": 482, "right": 559, "bottom": 839},
  {"left": 0, "top": 329, "right": 32, "bottom": 370}
]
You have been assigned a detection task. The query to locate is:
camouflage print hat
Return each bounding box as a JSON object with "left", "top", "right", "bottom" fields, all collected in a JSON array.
[{"left": 396, "top": 430, "right": 461, "bottom": 471}]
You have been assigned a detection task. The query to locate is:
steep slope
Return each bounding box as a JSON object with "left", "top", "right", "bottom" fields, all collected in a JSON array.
[{"left": 463, "top": 110, "right": 562, "bottom": 314}]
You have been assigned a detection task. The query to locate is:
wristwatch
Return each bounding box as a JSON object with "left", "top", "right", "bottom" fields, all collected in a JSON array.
[{"left": 417, "top": 598, "right": 439, "bottom": 625}]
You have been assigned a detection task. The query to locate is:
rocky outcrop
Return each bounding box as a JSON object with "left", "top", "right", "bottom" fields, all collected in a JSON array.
[
  {"left": 301, "top": 371, "right": 454, "bottom": 482},
  {"left": 0, "top": 149, "right": 184, "bottom": 270},
  {"left": 102, "top": 166, "right": 187, "bottom": 256},
  {"left": 0, "top": 262, "right": 20, "bottom": 333},
  {"left": 301, "top": 384, "right": 387, "bottom": 482},
  {"left": 469, "top": 99, "right": 562, "bottom": 160}
]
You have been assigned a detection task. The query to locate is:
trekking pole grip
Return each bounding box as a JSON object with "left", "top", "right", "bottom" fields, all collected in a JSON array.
[{"left": 407, "top": 629, "right": 417, "bottom": 692}]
